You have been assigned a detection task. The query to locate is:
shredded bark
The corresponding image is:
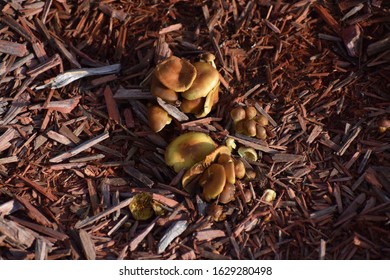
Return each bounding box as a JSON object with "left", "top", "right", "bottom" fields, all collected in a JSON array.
[{"left": 0, "top": 0, "right": 389, "bottom": 260}]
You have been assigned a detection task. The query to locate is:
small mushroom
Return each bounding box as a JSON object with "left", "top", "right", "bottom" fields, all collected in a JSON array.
[
  {"left": 245, "top": 106, "right": 257, "bottom": 120},
  {"left": 233, "top": 159, "right": 246, "bottom": 179},
  {"left": 181, "top": 61, "right": 220, "bottom": 100},
  {"left": 238, "top": 146, "right": 258, "bottom": 162},
  {"left": 230, "top": 107, "right": 246, "bottom": 123},
  {"left": 165, "top": 132, "right": 217, "bottom": 173},
  {"left": 245, "top": 169, "right": 257, "bottom": 180},
  {"left": 200, "top": 53, "right": 217, "bottom": 68},
  {"left": 150, "top": 75, "right": 179, "bottom": 102},
  {"left": 255, "top": 115, "right": 269, "bottom": 126},
  {"left": 217, "top": 154, "right": 236, "bottom": 184},
  {"left": 262, "top": 189, "right": 276, "bottom": 202},
  {"left": 234, "top": 120, "right": 246, "bottom": 134},
  {"left": 256, "top": 125, "right": 267, "bottom": 140},
  {"left": 219, "top": 183, "right": 236, "bottom": 204},
  {"left": 207, "top": 204, "right": 225, "bottom": 222},
  {"left": 180, "top": 97, "right": 204, "bottom": 114},
  {"left": 154, "top": 56, "right": 197, "bottom": 92},
  {"left": 243, "top": 119, "right": 257, "bottom": 137},
  {"left": 378, "top": 119, "right": 390, "bottom": 133},
  {"left": 148, "top": 105, "right": 172, "bottom": 132},
  {"left": 226, "top": 138, "right": 236, "bottom": 151},
  {"left": 129, "top": 193, "right": 154, "bottom": 221},
  {"left": 199, "top": 163, "right": 226, "bottom": 202}
]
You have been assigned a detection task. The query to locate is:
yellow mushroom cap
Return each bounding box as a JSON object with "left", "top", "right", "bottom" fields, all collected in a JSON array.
[
  {"left": 150, "top": 75, "right": 179, "bottom": 103},
  {"left": 199, "top": 163, "right": 226, "bottom": 202},
  {"left": 155, "top": 56, "right": 197, "bottom": 92},
  {"left": 181, "top": 61, "right": 220, "bottom": 100},
  {"left": 148, "top": 105, "right": 172, "bottom": 132},
  {"left": 165, "top": 132, "right": 217, "bottom": 173},
  {"left": 238, "top": 146, "right": 258, "bottom": 162},
  {"left": 129, "top": 193, "right": 154, "bottom": 221}
]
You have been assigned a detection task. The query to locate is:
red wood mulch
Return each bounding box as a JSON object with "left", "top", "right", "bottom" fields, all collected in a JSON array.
[{"left": 0, "top": 0, "right": 389, "bottom": 260}]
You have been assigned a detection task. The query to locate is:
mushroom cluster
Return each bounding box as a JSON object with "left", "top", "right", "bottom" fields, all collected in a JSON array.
[
  {"left": 148, "top": 54, "right": 220, "bottom": 132},
  {"left": 231, "top": 106, "right": 269, "bottom": 140},
  {"left": 165, "top": 132, "right": 247, "bottom": 204}
]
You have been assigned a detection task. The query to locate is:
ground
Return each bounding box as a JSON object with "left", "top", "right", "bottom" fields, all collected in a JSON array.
[{"left": 0, "top": 0, "right": 389, "bottom": 260}]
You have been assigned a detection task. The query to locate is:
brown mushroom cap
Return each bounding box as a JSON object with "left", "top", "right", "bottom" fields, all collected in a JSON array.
[
  {"left": 182, "top": 145, "right": 231, "bottom": 190},
  {"left": 219, "top": 183, "right": 236, "bottom": 204},
  {"left": 256, "top": 125, "right": 267, "bottom": 140},
  {"left": 233, "top": 159, "right": 246, "bottom": 179},
  {"left": 378, "top": 119, "right": 390, "bottom": 133},
  {"left": 180, "top": 97, "right": 204, "bottom": 114},
  {"left": 217, "top": 154, "right": 236, "bottom": 184},
  {"left": 230, "top": 107, "right": 246, "bottom": 123},
  {"left": 155, "top": 56, "right": 197, "bottom": 92},
  {"left": 245, "top": 106, "right": 257, "bottom": 120},
  {"left": 243, "top": 119, "right": 257, "bottom": 137},
  {"left": 150, "top": 75, "right": 179, "bottom": 102},
  {"left": 165, "top": 132, "right": 217, "bottom": 173},
  {"left": 256, "top": 115, "right": 269, "bottom": 126},
  {"left": 234, "top": 119, "right": 246, "bottom": 134},
  {"left": 181, "top": 61, "right": 220, "bottom": 100},
  {"left": 199, "top": 163, "right": 226, "bottom": 202},
  {"left": 148, "top": 105, "right": 172, "bottom": 132}
]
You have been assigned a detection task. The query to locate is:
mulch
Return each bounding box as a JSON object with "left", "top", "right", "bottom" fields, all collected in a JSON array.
[{"left": 0, "top": 0, "right": 389, "bottom": 260}]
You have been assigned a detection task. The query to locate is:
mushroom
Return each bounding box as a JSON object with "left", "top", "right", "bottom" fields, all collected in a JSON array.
[
  {"left": 181, "top": 61, "right": 219, "bottom": 100},
  {"left": 234, "top": 120, "right": 246, "bottom": 134},
  {"left": 154, "top": 56, "right": 197, "bottom": 92},
  {"left": 150, "top": 75, "right": 179, "bottom": 102},
  {"left": 165, "top": 132, "right": 217, "bottom": 173},
  {"left": 245, "top": 106, "right": 257, "bottom": 120},
  {"left": 147, "top": 105, "right": 172, "bottom": 132},
  {"left": 199, "top": 163, "right": 226, "bottom": 202},
  {"left": 195, "top": 81, "right": 220, "bottom": 118},
  {"left": 182, "top": 145, "right": 231, "bottom": 190},
  {"left": 219, "top": 183, "right": 236, "bottom": 204},
  {"left": 129, "top": 193, "right": 154, "bottom": 221},
  {"left": 238, "top": 146, "right": 258, "bottom": 162},
  {"left": 230, "top": 107, "right": 246, "bottom": 123},
  {"left": 233, "top": 158, "right": 246, "bottom": 179},
  {"left": 256, "top": 125, "right": 267, "bottom": 140},
  {"left": 180, "top": 97, "right": 204, "bottom": 114},
  {"left": 262, "top": 189, "right": 276, "bottom": 203},
  {"left": 378, "top": 119, "right": 390, "bottom": 133},
  {"left": 226, "top": 138, "right": 236, "bottom": 151},
  {"left": 217, "top": 154, "right": 236, "bottom": 184},
  {"left": 243, "top": 119, "right": 257, "bottom": 137},
  {"left": 256, "top": 115, "right": 269, "bottom": 126}
]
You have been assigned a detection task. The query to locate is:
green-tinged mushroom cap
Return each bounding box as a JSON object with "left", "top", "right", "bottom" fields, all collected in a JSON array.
[
  {"left": 165, "top": 132, "right": 217, "bottom": 173},
  {"left": 155, "top": 56, "right": 197, "bottom": 92},
  {"left": 129, "top": 193, "right": 154, "bottom": 221},
  {"left": 181, "top": 61, "right": 220, "bottom": 100}
]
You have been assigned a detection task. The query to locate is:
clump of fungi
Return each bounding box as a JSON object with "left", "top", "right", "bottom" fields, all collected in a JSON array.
[
  {"left": 165, "top": 132, "right": 254, "bottom": 206},
  {"left": 231, "top": 106, "right": 269, "bottom": 140},
  {"left": 147, "top": 54, "right": 220, "bottom": 132}
]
